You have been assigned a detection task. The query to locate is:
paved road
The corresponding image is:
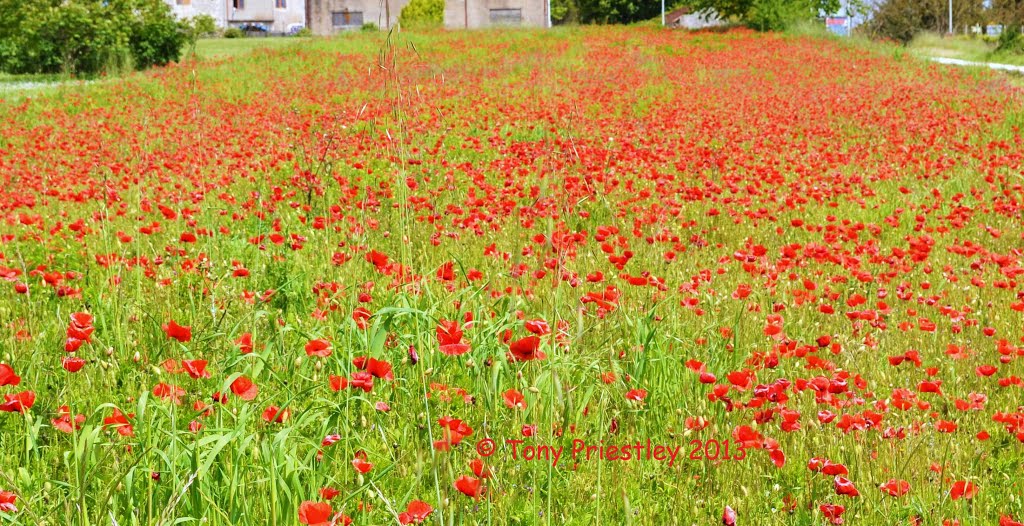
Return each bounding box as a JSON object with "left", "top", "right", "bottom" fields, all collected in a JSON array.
[{"left": 927, "top": 56, "right": 1024, "bottom": 73}]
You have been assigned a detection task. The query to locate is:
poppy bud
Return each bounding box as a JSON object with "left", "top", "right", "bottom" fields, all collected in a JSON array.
[{"left": 408, "top": 346, "right": 419, "bottom": 365}]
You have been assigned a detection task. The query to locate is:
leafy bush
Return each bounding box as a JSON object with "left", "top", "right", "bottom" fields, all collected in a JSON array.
[
  {"left": 867, "top": 0, "right": 985, "bottom": 44},
  {"left": 996, "top": 24, "right": 1024, "bottom": 53},
  {"left": 126, "top": 0, "right": 190, "bottom": 69},
  {"left": 688, "top": 0, "right": 840, "bottom": 32},
  {"left": 189, "top": 14, "right": 219, "bottom": 38},
  {"left": 747, "top": 0, "right": 821, "bottom": 31},
  {"left": 0, "top": 0, "right": 188, "bottom": 76},
  {"left": 399, "top": 0, "right": 444, "bottom": 29},
  {"left": 223, "top": 27, "right": 246, "bottom": 39}
]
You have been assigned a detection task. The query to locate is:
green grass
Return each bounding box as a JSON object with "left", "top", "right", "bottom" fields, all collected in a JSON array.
[
  {"left": 908, "top": 31, "right": 1024, "bottom": 66},
  {"left": 0, "top": 27, "right": 1023, "bottom": 526},
  {"left": 190, "top": 36, "right": 314, "bottom": 61}
]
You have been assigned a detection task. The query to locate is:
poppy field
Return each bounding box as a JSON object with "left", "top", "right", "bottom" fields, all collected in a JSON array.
[{"left": 1, "top": 27, "right": 1023, "bottom": 526}]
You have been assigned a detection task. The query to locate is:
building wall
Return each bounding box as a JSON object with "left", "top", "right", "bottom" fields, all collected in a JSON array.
[
  {"left": 306, "top": 0, "right": 407, "bottom": 34},
  {"left": 166, "top": 0, "right": 305, "bottom": 33},
  {"left": 168, "top": 0, "right": 227, "bottom": 27},
  {"left": 669, "top": 9, "right": 723, "bottom": 29},
  {"left": 444, "top": 0, "right": 546, "bottom": 28}
]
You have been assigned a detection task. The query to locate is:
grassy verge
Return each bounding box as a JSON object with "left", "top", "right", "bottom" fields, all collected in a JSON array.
[
  {"left": 189, "top": 36, "right": 314, "bottom": 61},
  {"left": 908, "top": 31, "right": 1024, "bottom": 65}
]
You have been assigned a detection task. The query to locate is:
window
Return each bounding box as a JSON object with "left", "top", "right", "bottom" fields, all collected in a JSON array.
[
  {"left": 275, "top": 0, "right": 286, "bottom": 8},
  {"left": 489, "top": 8, "right": 522, "bottom": 25},
  {"left": 332, "top": 11, "right": 364, "bottom": 28},
  {"left": 232, "top": 0, "right": 244, "bottom": 9},
  {"left": 176, "top": 0, "right": 191, "bottom": 5}
]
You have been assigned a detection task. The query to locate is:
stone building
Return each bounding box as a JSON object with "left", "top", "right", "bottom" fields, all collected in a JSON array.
[
  {"left": 304, "top": 0, "right": 546, "bottom": 34},
  {"left": 167, "top": 0, "right": 306, "bottom": 34},
  {"left": 443, "top": 0, "right": 547, "bottom": 28},
  {"left": 664, "top": 6, "right": 723, "bottom": 30},
  {"left": 305, "top": 0, "right": 407, "bottom": 33}
]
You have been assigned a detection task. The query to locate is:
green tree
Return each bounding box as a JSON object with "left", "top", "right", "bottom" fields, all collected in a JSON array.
[
  {"left": 551, "top": 0, "right": 580, "bottom": 24},
  {"left": 0, "top": 0, "right": 188, "bottom": 76},
  {"left": 689, "top": 0, "right": 840, "bottom": 30},
  {"left": 867, "top": 0, "right": 984, "bottom": 43},
  {"left": 576, "top": 0, "right": 661, "bottom": 24},
  {"left": 989, "top": 0, "right": 1024, "bottom": 26},
  {"left": 399, "top": 0, "right": 444, "bottom": 29}
]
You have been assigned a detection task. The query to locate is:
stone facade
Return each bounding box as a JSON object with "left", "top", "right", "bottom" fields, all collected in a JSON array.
[
  {"left": 166, "top": 0, "right": 306, "bottom": 34},
  {"left": 443, "top": 0, "right": 547, "bottom": 28},
  {"left": 665, "top": 7, "right": 723, "bottom": 30},
  {"left": 306, "top": 0, "right": 407, "bottom": 34},
  {"left": 304, "top": 0, "right": 546, "bottom": 35}
]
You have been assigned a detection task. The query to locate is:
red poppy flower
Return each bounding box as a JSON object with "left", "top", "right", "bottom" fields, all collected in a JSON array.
[
  {"left": 353, "top": 357, "right": 394, "bottom": 381},
  {"left": 398, "top": 500, "right": 433, "bottom": 524},
  {"left": 0, "top": 391, "right": 35, "bottom": 413},
  {"left": 351, "top": 452, "right": 373, "bottom": 474},
  {"left": 0, "top": 491, "right": 16, "bottom": 513},
  {"left": 61, "top": 356, "right": 86, "bottom": 373},
  {"left": 329, "top": 375, "right": 347, "bottom": 392},
  {"left": 230, "top": 376, "right": 259, "bottom": 401},
  {"left": 236, "top": 333, "right": 254, "bottom": 354},
  {"left": 454, "top": 475, "right": 482, "bottom": 499},
  {"left": 625, "top": 388, "right": 648, "bottom": 402},
  {"left": 524, "top": 319, "right": 550, "bottom": 336},
  {"left": 834, "top": 476, "right": 860, "bottom": 497},
  {"left": 182, "top": 359, "right": 210, "bottom": 379},
  {"left": 950, "top": 480, "right": 977, "bottom": 500},
  {"left": 103, "top": 408, "right": 134, "bottom": 436},
  {"left": 152, "top": 383, "right": 185, "bottom": 405},
  {"left": 0, "top": 364, "right": 20, "bottom": 386},
  {"left": 437, "top": 320, "right": 470, "bottom": 356},
  {"left": 298, "top": 501, "right": 333, "bottom": 526},
  {"left": 262, "top": 405, "right": 290, "bottom": 423},
  {"left": 435, "top": 416, "right": 473, "bottom": 449},
  {"left": 52, "top": 406, "right": 85, "bottom": 434},
  {"left": 352, "top": 307, "right": 372, "bottom": 330},
  {"left": 470, "top": 458, "right": 492, "bottom": 478},
  {"left": 722, "top": 505, "right": 737, "bottom": 526},
  {"left": 508, "top": 336, "right": 545, "bottom": 362},
  {"left": 821, "top": 460, "right": 849, "bottom": 476},
  {"left": 879, "top": 479, "right": 910, "bottom": 497},
  {"left": 502, "top": 389, "right": 526, "bottom": 410},
  {"left": 819, "top": 503, "right": 845, "bottom": 525},
  {"left": 67, "top": 312, "right": 94, "bottom": 341},
  {"left": 305, "top": 339, "right": 332, "bottom": 358},
  {"left": 349, "top": 371, "right": 373, "bottom": 393},
  {"left": 163, "top": 320, "right": 192, "bottom": 343},
  {"left": 65, "top": 337, "right": 85, "bottom": 353}
]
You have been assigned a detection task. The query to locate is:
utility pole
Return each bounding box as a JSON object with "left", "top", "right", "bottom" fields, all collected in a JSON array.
[
  {"left": 661, "top": 0, "right": 664, "bottom": 26},
  {"left": 948, "top": 0, "right": 953, "bottom": 34}
]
